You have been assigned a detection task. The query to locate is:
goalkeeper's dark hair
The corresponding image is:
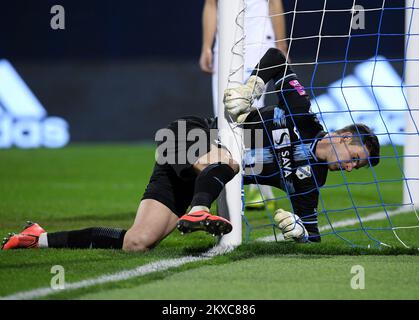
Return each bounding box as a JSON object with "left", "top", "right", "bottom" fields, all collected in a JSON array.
[{"left": 335, "top": 123, "right": 380, "bottom": 167}]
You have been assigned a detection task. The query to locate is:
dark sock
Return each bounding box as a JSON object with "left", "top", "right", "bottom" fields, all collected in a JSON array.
[
  {"left": 47, "top": 227, "right": 127, "bottom": 249},
  {"left": 190, "top": 163, "right": 236, "bottom": 209}
]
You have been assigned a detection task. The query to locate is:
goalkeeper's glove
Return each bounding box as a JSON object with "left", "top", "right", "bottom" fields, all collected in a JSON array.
[
  {"left": 223, "top": 75, "right": 265, "bottom": 122},
  {"left": 274, "top": 209, "right": 308, "bottom": 243}
]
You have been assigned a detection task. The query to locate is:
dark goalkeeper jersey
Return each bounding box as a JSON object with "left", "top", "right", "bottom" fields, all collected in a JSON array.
[
  {"left": 242, "top": 76, "right": 328, "bottom": 229},
  {"left": 206, "top": 48, "right": 330, "bottom": 239}
]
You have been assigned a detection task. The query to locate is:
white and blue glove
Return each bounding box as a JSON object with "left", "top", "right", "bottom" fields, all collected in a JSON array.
[
  {"left": 223, "top": 75, "right": 265, "bottom": 123},
  {"left": 274, "top": 209, "right": 309, "bottom": 243}
]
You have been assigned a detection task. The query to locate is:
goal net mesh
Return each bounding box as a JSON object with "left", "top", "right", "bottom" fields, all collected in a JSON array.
[{"left": 231, "top": 0, "right": 419, "bottom": 248}]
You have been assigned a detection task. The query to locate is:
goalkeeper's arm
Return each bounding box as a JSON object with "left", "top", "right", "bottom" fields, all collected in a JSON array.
[
  {"left": 224, "top": 48, "right": 296, "bottom": 121},
  {"left": 290, "top": 192, "right": 321, "bottom": 242},
  {"left": 249, "top": 47, "right": 294, "bottom": 84}
]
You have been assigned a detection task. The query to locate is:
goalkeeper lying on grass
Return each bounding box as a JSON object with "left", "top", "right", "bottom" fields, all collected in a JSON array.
[{"left": 2, "top": 48, "right": 380, "bottom": 251}]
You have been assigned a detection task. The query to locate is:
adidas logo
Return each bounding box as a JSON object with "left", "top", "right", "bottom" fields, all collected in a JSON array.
[
  {"left": 310, "top": 56, "right": 406, "bottom": 146},
  {"left": 0, "top": 60, "right": 70, "bottom": 148}
]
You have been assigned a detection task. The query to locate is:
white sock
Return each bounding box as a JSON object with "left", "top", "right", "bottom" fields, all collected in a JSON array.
[
  {"left": 259, "top": 185, "right": 274, "bottom": 199},
  {"left": 248, "top": 184, "right": 257, "bottom": 192},
  {"left": 38, "top": 233, "right": 48, "bottom": 248},
  {"left": 248, "top": 184, "right": 274, "bottom": 198},
  {"left": 189, "top": 206, "right": 210, "bottom": 214}
]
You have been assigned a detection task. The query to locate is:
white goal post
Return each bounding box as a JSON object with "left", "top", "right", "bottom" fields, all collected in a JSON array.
[
  {"left": 404, "top": 0, "right": 419, "bottom": 209},
  {"left": 217, "top": 0, "right": 244, "bottom": 248}
]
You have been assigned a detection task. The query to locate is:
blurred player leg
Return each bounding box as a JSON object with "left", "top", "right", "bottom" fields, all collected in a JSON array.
[
  {"left": 212, "top": 46, "right": 219, "bottom": 116},
  {"left": 246, "top": 184, "right": 276, "bottom": 211}
]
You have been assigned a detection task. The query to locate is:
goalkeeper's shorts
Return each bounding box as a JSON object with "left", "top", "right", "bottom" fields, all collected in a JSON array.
[{"left": 142, "top": 116, "right": 224, "bottom": 217}]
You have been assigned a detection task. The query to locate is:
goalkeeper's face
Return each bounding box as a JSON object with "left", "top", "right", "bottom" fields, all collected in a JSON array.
[{"left": 327, "top": 133, "right": 370, "bottom": 172}]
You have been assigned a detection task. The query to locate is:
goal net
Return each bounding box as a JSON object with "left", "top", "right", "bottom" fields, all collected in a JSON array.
[{"left": 218, "top": 0, "right": 419, "bottom": 249}]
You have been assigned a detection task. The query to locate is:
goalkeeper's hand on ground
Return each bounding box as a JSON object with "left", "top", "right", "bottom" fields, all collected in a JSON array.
[
  {"left": 274, "top": 209, "right": 309, "bottom": 243},
  {"left": 223, "top": 75, "right": 265, "bottom": 122}
]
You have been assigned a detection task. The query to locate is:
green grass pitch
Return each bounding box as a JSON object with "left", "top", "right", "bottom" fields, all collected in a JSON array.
[{"left": 0, "top": 144, "right": 418, "bottom": 300}]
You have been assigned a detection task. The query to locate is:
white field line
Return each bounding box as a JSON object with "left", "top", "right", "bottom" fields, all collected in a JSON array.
[
  {"left": 256, "top": 206, "right": 413, "bottom": 243},
  {"left": 1, "top": 244, "right": 237, "bottom": 301},
  {"left": 1, "top": 256, "right": 206, "bottom": 300},
  {"left": 1, "top": 207, "right": 414, "bottom": 300}
]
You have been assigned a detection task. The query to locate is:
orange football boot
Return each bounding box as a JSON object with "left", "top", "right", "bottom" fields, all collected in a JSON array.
[
  {"left": 2, "top": 221, "right": 46, "bottom": 250},
  {"left": 177, "top": 210, "right": 232, "bottom": 236}
]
